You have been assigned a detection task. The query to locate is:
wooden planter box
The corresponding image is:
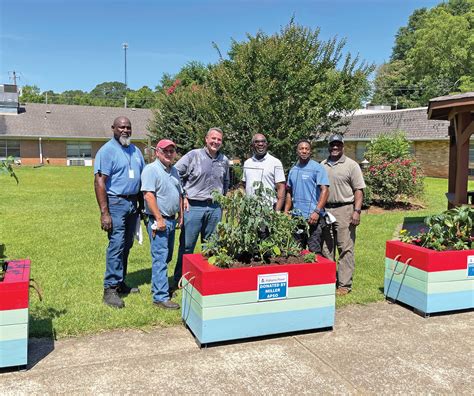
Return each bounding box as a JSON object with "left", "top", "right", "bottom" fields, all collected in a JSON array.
[
  {"left": 385, "top": 241, "right": 474, "bottom": 315},
  {"left": 0, "top": 260, "right": 30, "bottom": 368},
  {"left": 182, "top": 254, "right": 336, "bottom": 346}
]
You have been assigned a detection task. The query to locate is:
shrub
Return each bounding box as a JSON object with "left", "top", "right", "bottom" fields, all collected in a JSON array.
[
  {"left": 203, "top": 187, "right": 306, "bottom": 268},
  {"left": 399, "top": 206, "right": 474, "bottom": 251},
  {"left": 364, "top": 133, "right": 424, "bottom": 207}
]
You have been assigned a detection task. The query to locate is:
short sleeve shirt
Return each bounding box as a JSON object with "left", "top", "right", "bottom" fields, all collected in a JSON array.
[
  {"left": 175, "top": 148, "right": 230, "bottom": 200},
  {"left": 141, "top": 160, "right": 183, "bottom": 217},
  {"left": 321, "top": 155, "right": 366, "bottom": 204},
  {"left": 287, "top": 159, "right": 330, "bottom": 219},
  {"left": 242, "top": 153, "right": 285, "bottom": 203},
  {"left": 94, "top": 138, "right": 145, "bottom": 196}
]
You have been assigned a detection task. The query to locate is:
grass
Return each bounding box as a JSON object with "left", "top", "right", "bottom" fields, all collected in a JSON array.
[{"left": 0, "top": 167, "right": 460, "bottom": 338}]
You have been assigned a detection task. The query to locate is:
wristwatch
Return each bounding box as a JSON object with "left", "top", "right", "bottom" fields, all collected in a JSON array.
[
  {"left": 313, "top": 208, "right": 321, "bottom": 214},
  {"left": 354, "top": 208, "right": 362, "bottom": 214}
]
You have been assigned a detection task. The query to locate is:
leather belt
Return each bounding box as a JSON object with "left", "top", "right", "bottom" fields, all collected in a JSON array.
[
  {"left": 325, "top": 202, "right": 354, "bottom": 209},
  {"left": 110, "top": 194, "right": 138, "bottom": 200}
]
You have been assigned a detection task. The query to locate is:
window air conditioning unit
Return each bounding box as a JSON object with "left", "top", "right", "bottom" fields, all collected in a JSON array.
[{"left": 67, "top": 159, "right": 85, "bottom": 166}]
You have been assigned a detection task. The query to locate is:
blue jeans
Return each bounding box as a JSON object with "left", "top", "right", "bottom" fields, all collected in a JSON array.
[
  {"left": 147, "top": 217, "right": 176, "bottom": 302},
  {"left": 104, "top": 196, "right": 138, "bottom": 289},
  {"left": 174, "top": 202, "right": 222, "bottom": 283}
]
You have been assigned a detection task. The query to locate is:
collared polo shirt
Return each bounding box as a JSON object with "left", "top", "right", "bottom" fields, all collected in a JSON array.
[
  {"left": 242, "top": 153, "right": 285, "bottom": 203},
  {"left": 175, "top": 148, "right": 230, "bottom": 201},
  {"left": 141, "top": 160, "right": 182, "bottom": 217},
  {"left": 321, "top": 155, "right": 366, "bottom": 204},
  {"left": 287, "top": 159, "right": 329, "bottom": 219},
  {"left": 94, "top": 138, "right": 145, "bottom": 196}
]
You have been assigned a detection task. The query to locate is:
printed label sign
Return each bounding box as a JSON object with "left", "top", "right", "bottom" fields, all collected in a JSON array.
[
  {"left": 258, "top": 273, "right": 288, "bottom": 301},
  {"left": 467, "top": 256, "right": 474, "bottom": 278}
]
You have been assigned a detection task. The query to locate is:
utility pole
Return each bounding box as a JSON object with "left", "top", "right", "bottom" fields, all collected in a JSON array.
[
  {"left": 123, "top": 42, "right": 128, "bottom": 108},
  {"left": 8, "top": 71, "right": 20, "bottom": 85}
]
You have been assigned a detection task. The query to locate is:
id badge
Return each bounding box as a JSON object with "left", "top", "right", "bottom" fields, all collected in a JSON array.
[{"left": 128, "top": 169, "right": 135, "bottom": 179}]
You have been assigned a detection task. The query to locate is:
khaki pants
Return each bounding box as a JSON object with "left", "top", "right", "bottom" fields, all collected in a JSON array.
[{"left": 322, "top": 205, "right": 357, "bottom": 289}]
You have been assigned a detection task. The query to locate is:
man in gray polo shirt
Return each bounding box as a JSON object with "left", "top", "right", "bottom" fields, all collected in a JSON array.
[
  {"left": 321, "top": 134, "right": 365, "bottom": 296},
  {"left": 172, "top": 127, "right": 230, "bottom": 289},
  {"left": 141, "top": 139, "right": 183, "bottom": 309}
]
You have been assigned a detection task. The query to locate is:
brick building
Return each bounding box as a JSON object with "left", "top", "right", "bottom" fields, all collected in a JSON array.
[
  {"left": 0, "top": 102, "right": 152, "bottom": 166},
  {"left": 313, "top": 107, "right": 451, "bottom": 178}
]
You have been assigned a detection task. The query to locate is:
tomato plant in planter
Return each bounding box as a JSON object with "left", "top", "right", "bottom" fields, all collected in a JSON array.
[
  {"left": 181, "top": 187, "right": 336, "bottom": 346},
  {"left": 385, "top": 207, "right": 474, "bottom": 316}
]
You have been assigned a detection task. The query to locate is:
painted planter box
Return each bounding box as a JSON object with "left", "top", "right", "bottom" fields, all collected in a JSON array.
[
  {"left": 181, "top": 254, "right": 336, "bottom": 345},
  {"left": 385, "top": 241, "right": 474, "bottom": 315},
  {"left": 0, "top": 260, "right": 30, "bottom": 368}
]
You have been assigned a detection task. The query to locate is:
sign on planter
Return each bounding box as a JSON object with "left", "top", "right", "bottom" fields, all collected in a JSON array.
[
  {"left": 467, "top": 256, "right": 474, "bottom": 278},
  {"left": 257, "top": 273, "right": 288, "bottom": 301}
]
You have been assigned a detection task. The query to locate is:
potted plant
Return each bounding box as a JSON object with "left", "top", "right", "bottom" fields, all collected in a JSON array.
[
  {"left": 181, "top": 188, "right": 336, "bottom": 346},
  {"left": 0, "top": 158, "right": 30, "bottom": 369},
  {"left": 385, "top": 206, "right": 474, "bottom": 316},
  {"left": 0, "top": 258, "right": 31, "bottom": 369}
]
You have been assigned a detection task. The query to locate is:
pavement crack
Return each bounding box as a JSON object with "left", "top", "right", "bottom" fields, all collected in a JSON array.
[{"left": 293, "top": 336, "right": 363, "bottom": 394}]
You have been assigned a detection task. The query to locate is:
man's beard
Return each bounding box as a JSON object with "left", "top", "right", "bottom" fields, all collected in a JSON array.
[{"left": 119, "top": 136, "right": 131, "bottom": 147}]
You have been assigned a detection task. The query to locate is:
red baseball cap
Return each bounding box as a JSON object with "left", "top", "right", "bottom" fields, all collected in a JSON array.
[{"left": 156, "top": 139, "right": 176, "bottom": 149}]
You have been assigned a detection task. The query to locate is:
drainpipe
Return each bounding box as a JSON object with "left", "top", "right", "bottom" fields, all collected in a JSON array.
[{"left": 39, "top": 137, "right": 43, "bottom": 164}]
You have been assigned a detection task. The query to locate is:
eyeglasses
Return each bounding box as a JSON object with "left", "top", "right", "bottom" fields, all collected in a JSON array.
[
  {"left": 253, "top": 139, "right": 267, "bottom": 144},
  {"left": 158, "top": 148, "right": 176, "bottom": 154}
]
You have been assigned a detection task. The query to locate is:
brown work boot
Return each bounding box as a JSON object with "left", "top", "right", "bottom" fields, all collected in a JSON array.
[
  {"left": 336, "top": 287, "right": 351, "bottom": 296},
  {"left": 153, "top": 300, "right": 180, "bottom": 310}
]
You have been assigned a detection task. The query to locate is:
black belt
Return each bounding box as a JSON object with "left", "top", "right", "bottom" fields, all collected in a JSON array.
[
  {"left": 111, "top": 194, "right": 138, "bottom": 200},
  {"left": 188, "top": 198, "right": 214, "bottom": 205},
  {"left": 149, "top": 214, "right": 176, "bottom": 220},
  {"left": 325, "top": 202, "right": 354, "bottom": 209}
]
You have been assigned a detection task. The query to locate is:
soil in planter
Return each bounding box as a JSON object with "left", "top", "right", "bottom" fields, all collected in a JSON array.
[{"left": 225, "top": 254, "right": 316, "bottom": 269}]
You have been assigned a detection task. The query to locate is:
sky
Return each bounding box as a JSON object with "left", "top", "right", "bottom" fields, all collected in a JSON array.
[{"left": 1, "top": 0, "right": 441, "bottom": 93}]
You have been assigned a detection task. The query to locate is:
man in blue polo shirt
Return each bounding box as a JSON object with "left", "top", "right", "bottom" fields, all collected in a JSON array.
[
  {"left": 141, "top": 139, "right": 183, "bottom": 309},
  {"left": 94, "top": 116, "right": 145, "bottom": 309},
  {"left": 284, "top": 139, "right": 329, "bottom": 254}
]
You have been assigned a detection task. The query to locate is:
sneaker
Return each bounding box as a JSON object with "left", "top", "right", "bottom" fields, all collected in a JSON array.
[
  {"left": 153, "top": 300, "right": 180, "bottom": 310},
  {"left": 336, "top": 287, "right": 351, "bottom": 296},
  {"left": 103, "top": 288, "right": 125, "bottom": 308},
  {"left": 117, "top": 282, "right": 140, "bottom": 295}
]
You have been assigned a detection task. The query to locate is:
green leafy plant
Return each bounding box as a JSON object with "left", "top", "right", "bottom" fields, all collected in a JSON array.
[
  {"left": 364, "top": 132, "right": 424, "bottom": 207},
  {"left": 0, "top": 157, "right": 18, "bottom": 280},
  {"left": 398, "top": 206, "right": 474, "bottom": 251},
  {"left": 203, "top": 186, "right": 307, "bottom": 268}
]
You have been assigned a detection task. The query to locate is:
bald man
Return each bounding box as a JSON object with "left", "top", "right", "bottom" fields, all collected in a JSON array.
[{"left": 94, "top": 116, "right": 145, "bottom": 308}]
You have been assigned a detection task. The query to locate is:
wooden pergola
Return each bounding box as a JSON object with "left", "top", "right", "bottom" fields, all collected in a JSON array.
[{"left": 427, "top": 92, "right": 474, "bottom": 208}]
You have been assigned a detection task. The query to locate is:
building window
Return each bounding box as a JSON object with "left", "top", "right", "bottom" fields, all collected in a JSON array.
[
  {"left": 66, "top": 142, "right": 92, "bottom": 158},
  {"left": 355, "top": 142, "right": 367, "bottom": 162},
  {"left": 0, "top": 139, "right": 20, "bottom": 158}
]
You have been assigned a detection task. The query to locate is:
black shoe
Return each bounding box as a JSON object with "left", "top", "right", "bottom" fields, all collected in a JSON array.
[
  {"left": 117, "top": 282, "right": 140, "bottom": 295},
  {"left": 153, "top": 300, "right": 180, "bottom": 310},
  {"left": 168, "top": 285, "right": 178, "bottom": 298},
  {"left": 103, "top": 288, "right": 125, "bottom": 308}
]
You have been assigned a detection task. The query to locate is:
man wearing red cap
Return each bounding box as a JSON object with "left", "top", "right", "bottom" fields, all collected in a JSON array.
[{"left": 141, "top": 139, "right": 183, "bottom": 309}]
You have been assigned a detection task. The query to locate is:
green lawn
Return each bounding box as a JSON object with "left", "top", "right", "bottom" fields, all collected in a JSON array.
[{"left": 0, "top": 167, "right": 456, "bottom": 338}]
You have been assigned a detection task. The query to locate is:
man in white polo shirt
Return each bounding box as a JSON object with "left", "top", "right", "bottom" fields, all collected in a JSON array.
[{"left": 242, "top": 133, "right": 286, "bottom": 210}]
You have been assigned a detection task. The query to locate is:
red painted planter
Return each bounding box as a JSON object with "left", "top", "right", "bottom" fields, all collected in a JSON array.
[
  {"left": 181, "top": 254, "right": 336, "bottom": 346},
  {"left": 0, "top": 260, "right": 30, "bottom": 368},
  {"left": 385, "top": 241, "right": 474, "bottom": 315}
]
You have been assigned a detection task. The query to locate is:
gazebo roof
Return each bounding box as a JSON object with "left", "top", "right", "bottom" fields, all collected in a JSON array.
[{"left": 427, "top": 92, "right": 474, "bottom": 120}]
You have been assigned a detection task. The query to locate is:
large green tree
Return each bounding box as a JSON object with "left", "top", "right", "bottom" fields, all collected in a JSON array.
[
  {"left": 150, "top": 21, "right": 373, "bottom": 166},
  {"left": 372, "top": 0, "right": 474, "bottom": 108}
]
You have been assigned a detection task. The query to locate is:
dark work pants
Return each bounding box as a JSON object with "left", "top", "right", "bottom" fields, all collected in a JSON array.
[{"left": 294, "top": 217, "right": 326, "bottom": 254}]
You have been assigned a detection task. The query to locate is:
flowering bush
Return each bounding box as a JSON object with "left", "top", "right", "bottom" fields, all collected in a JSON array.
[
  {"left": 399, "top": 206, "right": 474, "bottom": 251},
  {"left": 363, "top": 132, "right": 424, "bottom": 207},
  {"left": 364, "top": 157, "right": 424, "bottom": 206}
]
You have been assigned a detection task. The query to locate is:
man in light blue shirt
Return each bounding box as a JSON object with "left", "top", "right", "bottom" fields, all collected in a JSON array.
[
  {"left": 284, "top": 139, "right": 329, "bottom": 254},
  {"left": 94, "top": 116, "right": 145, "bottom": 309},
  {"left": 141, "top": 139, "right": 183, "bottom": 310}
]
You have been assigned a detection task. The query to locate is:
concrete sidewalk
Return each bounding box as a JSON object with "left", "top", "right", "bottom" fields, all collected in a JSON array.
[{"left": 1, "top": 302, "right": 473, "bottom": 394}]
